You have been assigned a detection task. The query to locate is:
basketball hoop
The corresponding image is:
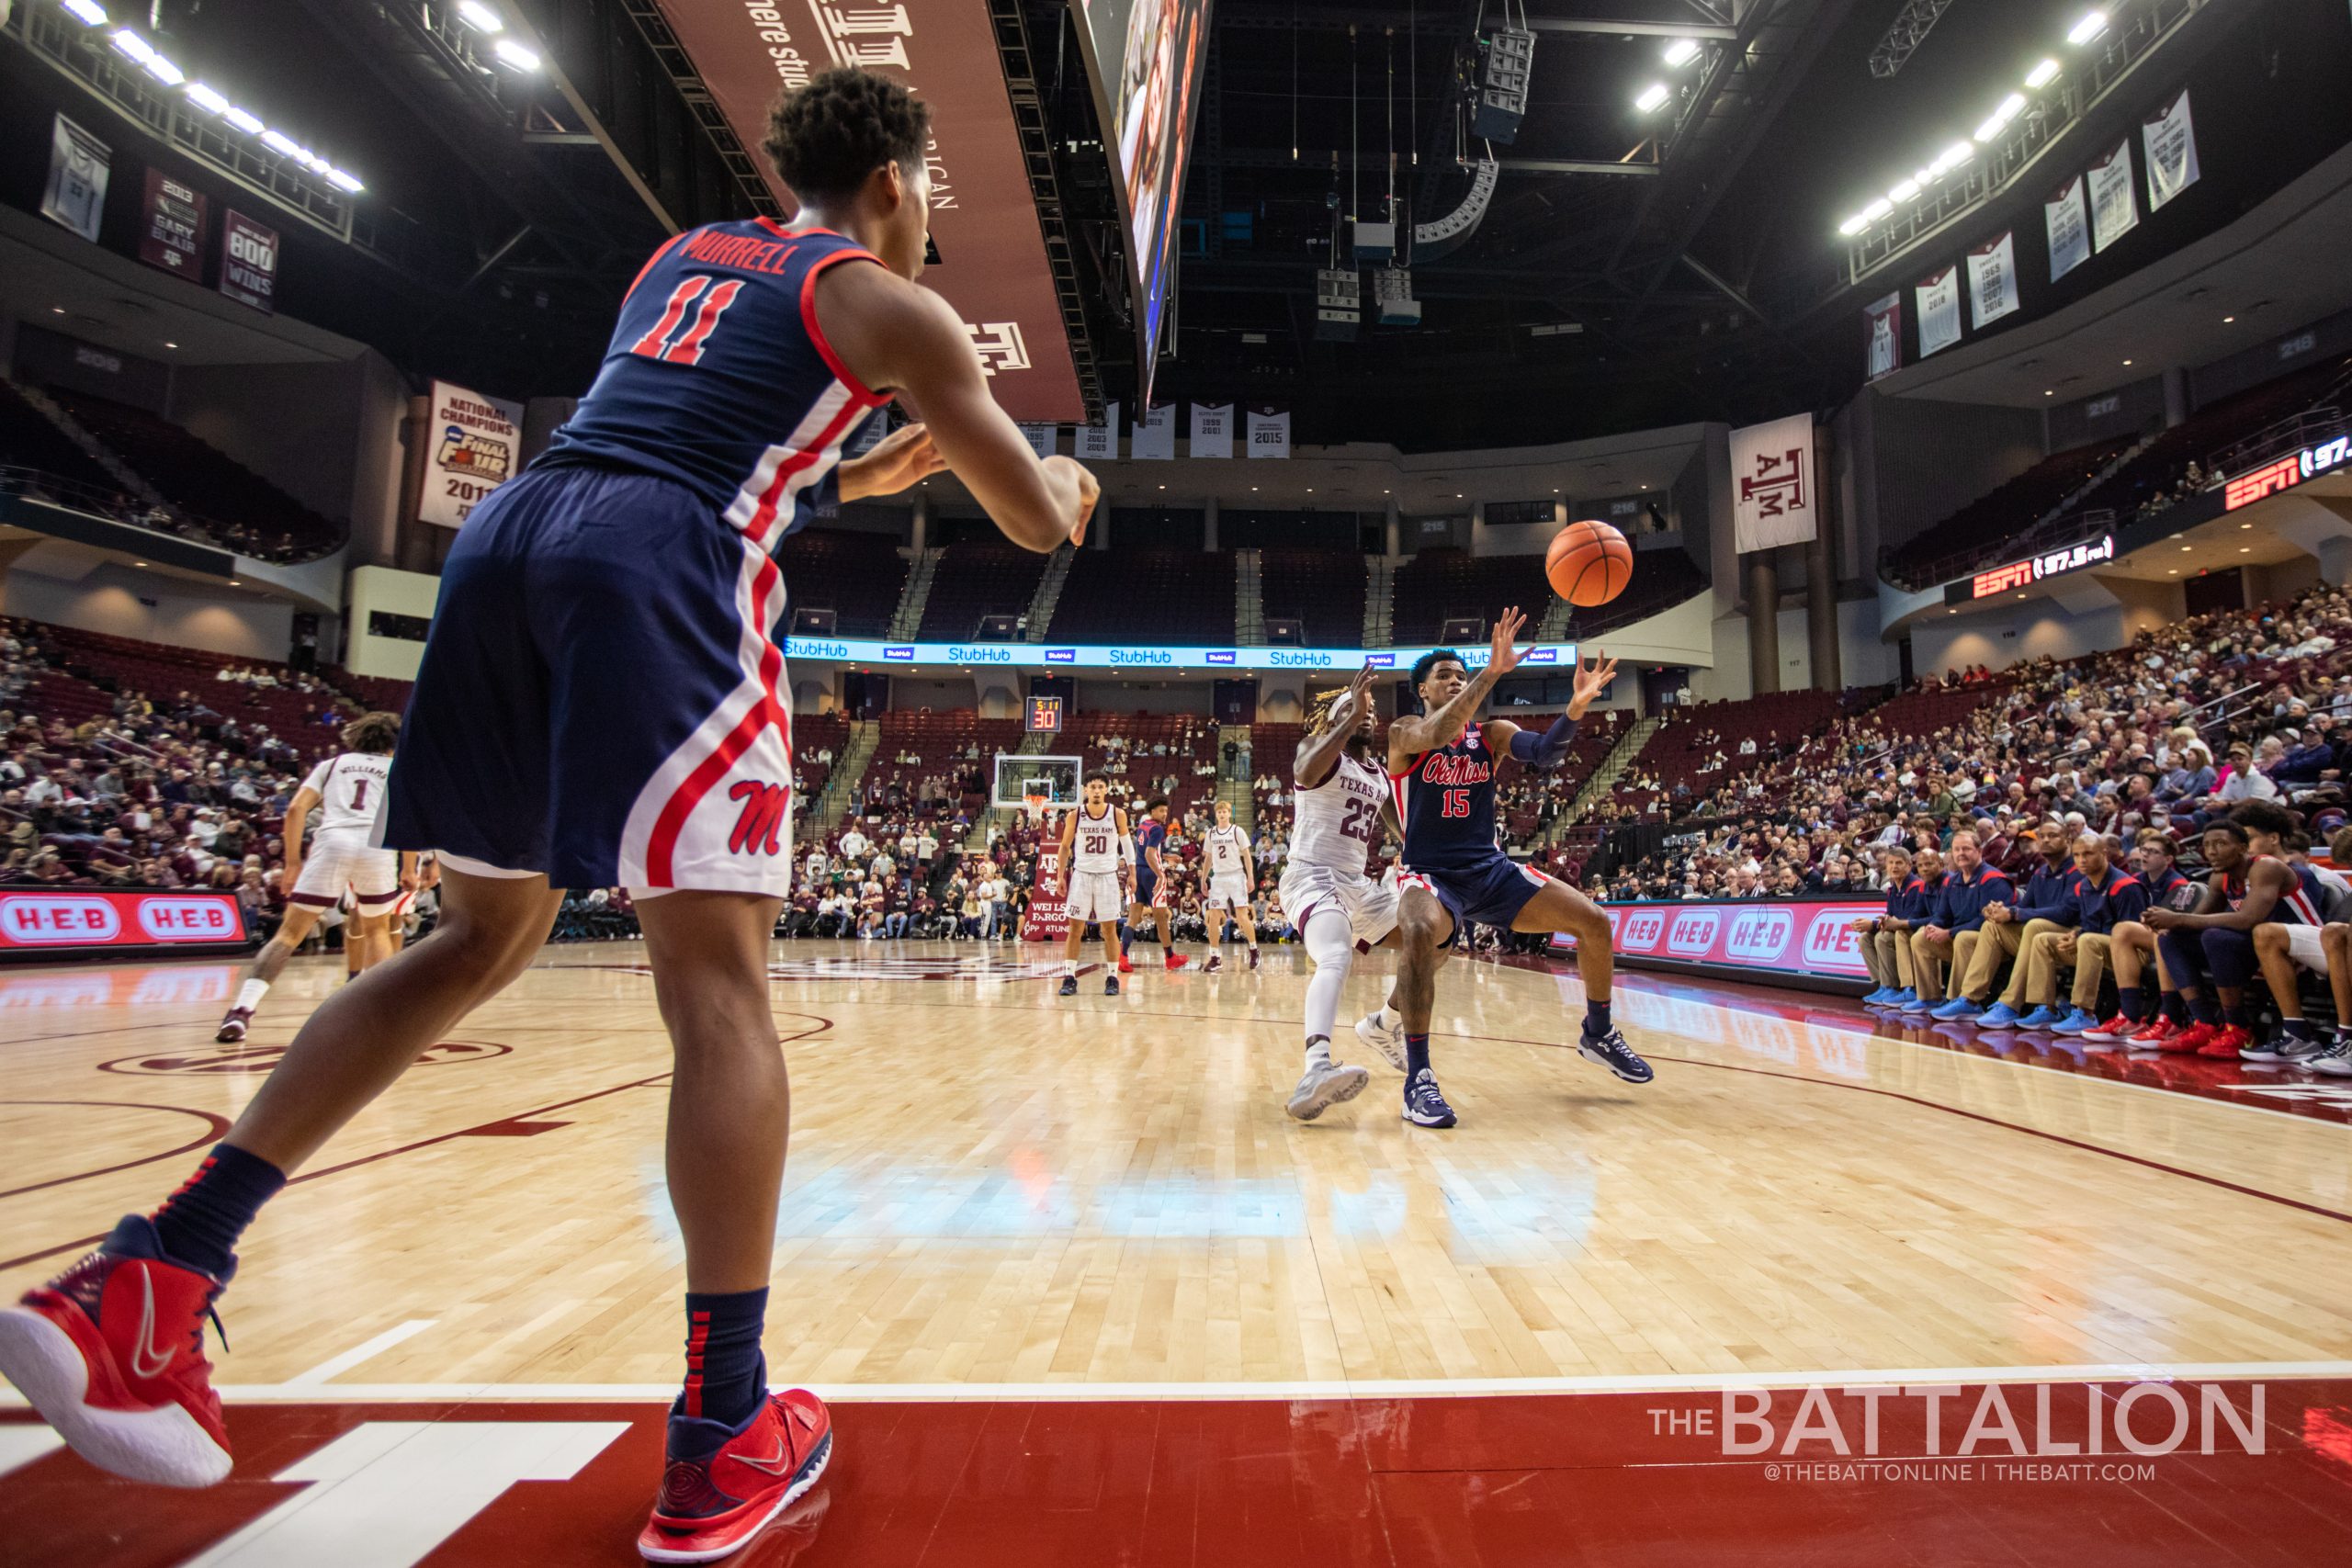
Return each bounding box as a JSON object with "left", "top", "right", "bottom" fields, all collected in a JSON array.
[{"left": 1023, "top": 791, "right": 1048, "bottom": 825}]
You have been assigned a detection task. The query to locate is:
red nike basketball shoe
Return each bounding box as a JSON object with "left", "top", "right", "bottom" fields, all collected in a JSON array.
[
  {"left": 638, "top": 1387, "right": 835, "bottom": 1563},
  {"left": 0, "top": 1214, "right": 233, "bottom": 1487}
]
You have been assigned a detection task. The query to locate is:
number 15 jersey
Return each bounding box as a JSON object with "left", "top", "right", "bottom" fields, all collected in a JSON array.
[{"left": 1291, "top": 750, "right": 1387, "bottom": 876}]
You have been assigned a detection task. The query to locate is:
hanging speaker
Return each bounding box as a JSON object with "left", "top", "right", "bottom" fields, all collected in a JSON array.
[{"left": 1472, "top": 28, "right": 1534, "bottom": 142}]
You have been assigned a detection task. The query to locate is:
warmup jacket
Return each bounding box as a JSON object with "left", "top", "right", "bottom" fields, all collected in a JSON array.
[
  {"left": 2074, "top": 868, "right": 2150, "bottom": 935},
  {"left": 1930, "top": 865, "right": 2014, "bottom": 934}
]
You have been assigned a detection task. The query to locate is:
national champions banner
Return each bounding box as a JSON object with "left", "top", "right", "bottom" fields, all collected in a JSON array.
[
  {"left": 1553, "top": 898, "right": 1885, "bottom": 985},
  {"left": 649, "top": 0, "right": 1080, "bottom": 420},
  {"left": 1077, "top": 400, "right": 1120, "bottom": 460},
  {"left": 420, "top": 381, "right": 525, "bottom": 527},
  {"left": 1189, "top": 402, "right": 1234, "bottom": 458},
  {"left": 2086, "top": 140, "right": 2138, "bottom": 253},
  {"left": 2045, "top": 175, "right": 2090, "bottom": 281},
  {"left": 1246, "top": 405, "right": 1290, "bottom": 458},
  {"left": 1729, "top": 412, "right": 1818, "bottom": 553}
]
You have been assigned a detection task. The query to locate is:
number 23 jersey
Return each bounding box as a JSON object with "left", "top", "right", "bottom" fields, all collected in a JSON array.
[{"left": 1290, "top": 751, "right": 1387, "bottom": 876}]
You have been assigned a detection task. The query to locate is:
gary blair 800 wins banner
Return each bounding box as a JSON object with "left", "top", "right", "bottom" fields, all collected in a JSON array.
[{"left": 653, "top": 1, "right": 1082, "bottom": 421}]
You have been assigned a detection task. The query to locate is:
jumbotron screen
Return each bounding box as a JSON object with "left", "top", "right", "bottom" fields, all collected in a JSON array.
[{"left": 1072, "top": 0, "right": 1215, "bottom": 402}]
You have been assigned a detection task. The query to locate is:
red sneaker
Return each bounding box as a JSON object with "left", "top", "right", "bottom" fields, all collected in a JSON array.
[
  {"left": 0, "top": 1215, "right": 232, "bottom": 1487},
  {"left": 1165, "top": 953, "right": 1189, "bottom": 971},
  {"left": 2079, "top": 1013, "right": 2136, "bottom": 1043},
  {"left": 1203, "top": 953, "right": 1225, "bottom": 974},
  {"left": 2199, "top": 1024, "right": 2255, "bottom": 1059},
  {"left": 2126, "top": 1017, "right": 2179, "bottom": 1051},
  {"left": 2165, "top": 1022, "right": 2218, "bottom": 1055},
  {"left": 213, "top": 1008, "right": 251, "bottom": 1044},
  {"left": 1116, "top": 954, "right": 1134, "bottom": 975},
  {"left": 1248, "top": 946, "right": 1261, "bottom": 971},
  {"left": 638, "top": 1388, "right": 834, "bottom": 1563}
]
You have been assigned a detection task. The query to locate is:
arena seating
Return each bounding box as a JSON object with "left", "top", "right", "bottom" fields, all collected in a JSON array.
[
  {"left": 1881, "top": 438, "right": 2132, "bottom": 590},
  {"left": 45, "top": 389, "right": 345, "bottom": 562},
  {"left": 2078, "top": 354, "right": 2351, "bottom": 523},
  {"left": 1613, "top": 690, "right": 1845, "bottom": 819},
  {"left": 1047, "top": 548, "right": 1236, "bottom": 643},
  {"left": 846, "top": 710, "right": 1019, "bottom": 819},
  {"left": 1556, "top": 549, "right": 1708, "bottom": 638},
  {"left": 1387, "top": 548, "right": 1539, "bottom": 646},
  {"left": 912, "top": 542, "right": 1050, "bottom": 642},
  {"left": 1073, "top": 712, "right": 1227, "bottom": 819},
  {"left": 776, "top": 526, "right": 908, "bottom": 637},
  {"left": 334, "top": 671, "right": 415, "bottom": 714},
  {"left": 1258, "top": 549, "right": 1367, "bottom": 647},
  {"left": 0, "top": 378, "right": 126, "bottom": 499},
  {"left": 34, "top": 623, "right": 355, "bottom": 760},
  {"left": 791, "top": 710, "right": 850, "bottom": 819}
]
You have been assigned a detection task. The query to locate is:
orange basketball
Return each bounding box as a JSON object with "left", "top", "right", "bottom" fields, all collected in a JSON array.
[{"left": 1545, "top": 519, "right": 1634, "bottom": 607}]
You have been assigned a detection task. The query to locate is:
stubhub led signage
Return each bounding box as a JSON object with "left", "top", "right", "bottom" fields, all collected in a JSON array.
[{"left": 777, "top": 637, "right": 1575, "bottom": 673}]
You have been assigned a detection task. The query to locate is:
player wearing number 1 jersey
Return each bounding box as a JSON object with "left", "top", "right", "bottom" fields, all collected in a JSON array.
[
  {"left": 0, "top": 70, "right": 1099, "bottom": 1565},
  {"left": 213, "top": 712, "right": 413, "bottom": 1043}
]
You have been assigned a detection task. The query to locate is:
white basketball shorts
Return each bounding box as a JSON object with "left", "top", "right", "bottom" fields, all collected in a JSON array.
[
  {"left": 1205, "top": 873, "right": 1253, "bottom": 911},
  {"left": 292, "top": 830, "right": 401, "bottom": 913},
  {"left": 1278, "top": 862, "right": 1399, "bottom": 948},
  {"left": 1065, "top": 870, "right": 1126, "bottom": 928}
]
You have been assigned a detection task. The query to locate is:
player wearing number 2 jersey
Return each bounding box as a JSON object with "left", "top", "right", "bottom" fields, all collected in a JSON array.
[
  {"left": 1199, "top": 800, "right": 1261, "bottom": 973},
  {"left": 213, "top": 712, "right": 413, "bottom": 1043},
  {"left": 1358, "top": 611, "right": 1646, "bottom": 1130},
  {"left": 0, "top": 71, "right": 1100, "bottom": 1566}
]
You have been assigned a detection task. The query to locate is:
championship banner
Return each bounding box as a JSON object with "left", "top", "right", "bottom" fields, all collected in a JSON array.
[
  {"left": 419, "top": 381, "right": 524, "bottom": 528},
  {"left": 1863, "top": 291, "right": 1902, "bottom": 381},
  {"left": 40, "top": 114, "right": 110, "bottom": 243},
  {"left": 1130, "top": 401, "right": 1176, "bottom": 460},
  {"left": 1018, "top": 423, "right": 1057, "bottom": 458},
  {"left": 1553, "top": 898, "right": 1885, "bottom": 987},
  {"left": 2045, "top": 175, "right": 2091, "bottom": 281},
  {"left": 646, "top": 0, "right": 1080, "bottom": 420},
  {"left": 218, "top": 209, "right": 279, "bottom": 313},
  {"left": 1020, "top": 833, "right": 1069, "bottom": 942},
  {"left": 0, "top": 888, "right": 246, "bottom": 956},
  {"left": 2142, "top": 89, "right": 2199, "bottom": 211},
  {"left": 1246, "top": 405, "right": 1291, "bottom": 458},
  {"left": 1915, "top": 265, "right": 1962, "bottom": 358},
  {"left": 1965, "top": 231, "right": 2018, "bottom": 330},
  {"left": 2086, "top": 141, "right": 2138, "bottom": 253},
  {"left": 1189, "top": 402, "right": 1234, "bottom": 459},
  {"left": 1730, "top": 412, "right": 1817, "bottom": 554},
  {"left": 1077, "top": 400, "right": 1120, "bottom": 461}
]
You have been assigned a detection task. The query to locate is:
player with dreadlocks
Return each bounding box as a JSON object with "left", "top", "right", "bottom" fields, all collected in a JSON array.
[{"left": 1273, "top": 660, "right": 1401, "bottom": 1121}]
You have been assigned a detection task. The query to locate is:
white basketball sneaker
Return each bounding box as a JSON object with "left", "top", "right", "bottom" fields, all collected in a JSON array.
[
  {"left": 1355, "top": 1010, "right": 1406, "bottom": 1073},
  {"left": 1285, "top": 1058, "right": 1370, "bottom": 1121}
]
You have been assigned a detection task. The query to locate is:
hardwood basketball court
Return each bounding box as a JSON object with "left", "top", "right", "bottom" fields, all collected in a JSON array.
[{"left": 4, "top": 941, "right": 2351, "bottom": 1562}]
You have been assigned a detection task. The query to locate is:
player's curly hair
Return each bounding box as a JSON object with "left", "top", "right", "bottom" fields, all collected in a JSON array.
[
  {"left": 762, "top": 68, "right": 931, "bottom": 203},
  {"left": 1305, "top": 686, "right": 1351, "bottom": 739},
  {"left": 1409, "top": 648, "right": 1464, "bottom": 690},
  {"left": 343, "top": 711, "right": 401, "bottom": 755}
]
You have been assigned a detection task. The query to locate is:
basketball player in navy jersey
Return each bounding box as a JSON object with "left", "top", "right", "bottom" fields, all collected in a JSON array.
[
  {"left": 1119, "top": 796, "right": 1190, "bottom": 973},
  {"left": 0, "top": 70, "right": 1096, "bottom": 1563},
  {"left": 1356, "top": 611, "right": 1644, "bottom": 1127}
]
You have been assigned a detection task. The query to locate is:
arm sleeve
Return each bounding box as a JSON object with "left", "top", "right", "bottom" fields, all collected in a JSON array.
[{"left": 1507, "top": 713, "right": 1580, "bottom": 767}]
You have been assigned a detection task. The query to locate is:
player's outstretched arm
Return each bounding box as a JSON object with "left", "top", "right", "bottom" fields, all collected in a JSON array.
[
  {"left": 1389, "top": 607, "right": 1526, "bottom": 763},
  {"left": 813, "top": 264, "right": 1093, "bottom": 552},
  {"left": 1490, "top": 649, "right": 1618, "bottom": 766},
  {"left": 1295, "top": 660, "right": 1378, "bottom": 789}
]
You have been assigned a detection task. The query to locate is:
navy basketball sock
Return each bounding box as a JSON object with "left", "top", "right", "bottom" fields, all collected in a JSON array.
[
  {"left": 2282, "top": 1017, "right": 2321, "bottom": 1041},
  {"left": 2186, "top": 993, "right": 2221, "bottom": 1025},
  {"left": 1405, "top": 1033, "right": 1430, "bottom": 1077},
  {"left": 1583, "top": 999, "right": 1612, "bottom": 1039},
  {"left": 2161, "top": 991, "right": 2188, "bottom": 1023},
  {"left": 2222, "top": 1002, "right": 2253, "bottom": 1030},
  {"left": 2119, "top": 988, "right": 2146, "bottom": 1022},
  {"left": 677, "top": 1287, "right": 769, "bottom": 1431},
  {"left": 150, "top": 1142, "right": 286, "bottom": 1277},
  {"left": 1118, "top": 921, "right": 1133, "bottom": 956}
]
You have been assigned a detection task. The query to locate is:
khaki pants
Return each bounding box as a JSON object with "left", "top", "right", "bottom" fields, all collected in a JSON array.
[
  {"left": 1910, "top": 930, "right": 1957, "bottom": 998},
  {"left": 1875, "top": 928, "right": 1917, "bottom": 988},
  {"left": 1991, "top": 919, "right": 2067, "bottom": 1007},
  {"left": 2069, "top": 932, "right": 2113, "bottom": 1010},
  {"left": 1858, "top": 925, "right": 1896, "bottom": 989}
]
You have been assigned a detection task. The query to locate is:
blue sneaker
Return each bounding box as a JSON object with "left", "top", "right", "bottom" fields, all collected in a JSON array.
[
  {"left": 1885, "top": 987, "right": 1917, "bottom": 1009},
  {"left": 2015, "top": 1005, "right": 2061, "bottom": 1030},
  {"left": 1579, "top": 1024, "right": 1656, "bottom": 1084},
  {"left": 1976, "top": 1002, "right": 2022, "bottom": 1030},
  {"left": 1863, "top": 986, "right": 1894, "bottom": 1006},
  {"left": 1402, "top": 1067, "right": 1457, "bottom": 1128},
  {"left": 2048, "top": 1007, "right": 2096, "bottom": 1035},
  {"left": 1900, "top": 994, "right": 1937, "bottom": 1013},
  {"left": 1931, "top": 998, "right": 1983, "bottom": 1021}
]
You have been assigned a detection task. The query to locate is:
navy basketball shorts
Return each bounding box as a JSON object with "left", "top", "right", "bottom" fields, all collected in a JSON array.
[
  {"left": 1396, "top": 854, "right": 1551, "bottom": 948},
  {"left": 1132, "top": 867, "right": 1160, "bottom": 908},
  {"left": 382, "top": 463, "right": 799, "bottom": 897}
]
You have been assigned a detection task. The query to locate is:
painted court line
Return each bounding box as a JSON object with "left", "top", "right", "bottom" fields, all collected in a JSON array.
[
  {"left": 8, "top": 1359, "right": 2344, "bottom": 1411},
  {"left": 280, "top": 1320, "right": 438, "bottom": 1390}
]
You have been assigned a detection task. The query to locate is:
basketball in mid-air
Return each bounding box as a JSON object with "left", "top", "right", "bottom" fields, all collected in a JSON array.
[{"left": 1545, "top": 519, "right": 1634, "bottom": 607}]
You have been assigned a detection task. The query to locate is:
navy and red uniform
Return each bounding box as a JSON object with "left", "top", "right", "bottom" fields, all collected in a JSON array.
[
  {"left": 383, "top": 220, "right": 888, "bottom": 894},
  {"left": 1134, "top": 818, "right": 1171, "bottom": 907},
  {"left": 1390, "top": 722, "right": 1549, "bottom": 943}
]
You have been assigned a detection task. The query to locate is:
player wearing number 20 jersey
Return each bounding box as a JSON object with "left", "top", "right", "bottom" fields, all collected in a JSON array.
[{"left": 382, "top": 220, "right": 891, "bottom": 897}]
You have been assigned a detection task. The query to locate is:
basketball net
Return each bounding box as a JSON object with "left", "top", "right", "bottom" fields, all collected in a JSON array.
[{"left": 1023, "top": 792, "right": 1048, "bottom": 828}]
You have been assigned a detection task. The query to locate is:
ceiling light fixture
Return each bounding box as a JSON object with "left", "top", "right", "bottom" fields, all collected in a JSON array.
[
  {"left": 1974, "top": 94, "right": 2026, "bottom": 141},
  {"left": 61, "top": 0, "right": 107, "bottom": 24},
  {"left": 2068, "top": 10, "right": 2109, "bottom": 45},
  {"left": 1634, "top": 83, "right": 1670, "bottom": 114},
  {"left": 457, "top": 0, "right": 505, "bottom": 30},
  {"left": 1662, "top": 39, "right": 1701, "bottom": 67},
  {"left": 2026, "top": 57, "right": 2062, "bottom": 87},
  {"left": 492, "top": 38, "right": 541, "bottom": 71},
  {"left": 222, "top": 105, "right": 265, "bottom": 135},
  {"left": 185, "top": 81, "right": 229, "bottom": 114}
]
